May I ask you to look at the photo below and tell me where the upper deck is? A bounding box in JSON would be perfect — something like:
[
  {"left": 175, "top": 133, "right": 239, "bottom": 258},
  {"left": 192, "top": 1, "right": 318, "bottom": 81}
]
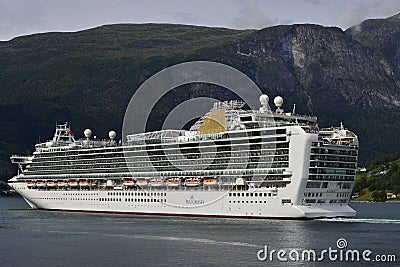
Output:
[{"left": 16, "top": 94, "right": 356, "bottom": 157}]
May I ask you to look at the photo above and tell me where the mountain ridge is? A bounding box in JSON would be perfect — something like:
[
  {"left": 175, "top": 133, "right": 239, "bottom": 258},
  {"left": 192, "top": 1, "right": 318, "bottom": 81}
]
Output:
[{"left": 1, "top": 16, "right": 400, "bottom": 180}]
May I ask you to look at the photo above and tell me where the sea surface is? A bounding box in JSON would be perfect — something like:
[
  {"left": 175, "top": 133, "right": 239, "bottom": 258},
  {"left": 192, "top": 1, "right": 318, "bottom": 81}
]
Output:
[{"left": 0, "top": 197, "right": 399, "bottom": 267}]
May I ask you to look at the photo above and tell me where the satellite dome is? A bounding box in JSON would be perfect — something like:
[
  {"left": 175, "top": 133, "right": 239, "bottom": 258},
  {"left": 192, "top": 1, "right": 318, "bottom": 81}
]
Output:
[
  {"left": 109, "top": 130, "right": 117, "bottom": 140},
  {"left": 259, "top": 94, "right": 269, "bottom": 105},
  {"left": 84, "top": 129, "right": 92, "bottom": 138},
  {"left": 274, "top": 96, "right": 283, "bottom": 108}
]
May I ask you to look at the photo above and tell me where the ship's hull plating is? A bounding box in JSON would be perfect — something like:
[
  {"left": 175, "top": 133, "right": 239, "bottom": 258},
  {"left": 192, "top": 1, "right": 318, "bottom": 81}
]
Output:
[{"left": 9, "top": 182, "right": 356, "bottom": 219}]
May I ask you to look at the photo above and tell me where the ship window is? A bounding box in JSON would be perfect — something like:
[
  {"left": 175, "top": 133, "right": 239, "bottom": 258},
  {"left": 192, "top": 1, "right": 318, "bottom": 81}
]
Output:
[
  {"left": 306, "top": 182, "right": 321, "bottom": 188},
  {"left": 240, "top": 116, "right": 252, "bottom": 122}
]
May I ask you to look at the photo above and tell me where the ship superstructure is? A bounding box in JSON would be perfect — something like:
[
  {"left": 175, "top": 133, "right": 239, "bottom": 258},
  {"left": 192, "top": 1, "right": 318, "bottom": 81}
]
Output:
[{"left": 8, "top": 95, "right": 358, "bottom": 218}]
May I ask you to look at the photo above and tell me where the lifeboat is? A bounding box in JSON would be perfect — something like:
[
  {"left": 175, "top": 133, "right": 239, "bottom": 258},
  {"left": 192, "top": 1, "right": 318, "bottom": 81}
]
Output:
[
  {"left": 68, "top": 179, "right": 79, "bottom": 187},
  {"left": 26, "top": 180, "right": 34, "bottom": 188},
  {"left": 47, "top": 180, "right": 57, "bottom": 187},
  {"left": 167, "top": 178, "right": 180, "bottom": 187},
  {"left": 57, "top": 180, "right": 67, "bottom": 187},
  {"left": 184, "top": 178, "right": 201, "bottom": 187},
  {"left": 136, "top": 178, "right": 148, "bottom": 187},
  {"left": 203, "top": 177, "right": 218, "bottom": 186},
  {"left": 123, "top": 178, "right": 135, "bottom": 187},
  {"left": 36, "top": 180, "right": 46, "bottom": 187},
  {"left": 149, "top": 178, "right": 164, "bottom": 187},
  {"left": 80, "top": 179, "right": 89, "bottom": 187}
]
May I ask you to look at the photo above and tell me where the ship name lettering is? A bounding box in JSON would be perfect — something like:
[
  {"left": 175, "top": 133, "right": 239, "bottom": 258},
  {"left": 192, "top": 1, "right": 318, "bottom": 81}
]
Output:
[{"left": 185, "top": 199, "right": 205, "bottom": 205}]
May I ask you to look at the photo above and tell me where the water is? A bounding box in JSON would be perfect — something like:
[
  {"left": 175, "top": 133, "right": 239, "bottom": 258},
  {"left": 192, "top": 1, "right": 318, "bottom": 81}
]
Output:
[{"left": 0, "top": 197, "right": 399, "bottom": 267}]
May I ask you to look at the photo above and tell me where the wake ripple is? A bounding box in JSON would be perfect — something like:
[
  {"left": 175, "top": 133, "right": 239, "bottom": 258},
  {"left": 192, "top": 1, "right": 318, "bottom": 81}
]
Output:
[
  {"left": 22, "top": 228, "right": 259, "bottom": 248},
  {"left": 317, "top": 218, "right": 400, "bottom": 224}
]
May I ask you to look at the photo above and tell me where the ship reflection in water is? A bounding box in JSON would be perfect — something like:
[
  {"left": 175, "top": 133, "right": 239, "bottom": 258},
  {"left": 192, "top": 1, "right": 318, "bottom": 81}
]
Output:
[{"left": 0, "top": 198, "right": 398, "bottom": 267}]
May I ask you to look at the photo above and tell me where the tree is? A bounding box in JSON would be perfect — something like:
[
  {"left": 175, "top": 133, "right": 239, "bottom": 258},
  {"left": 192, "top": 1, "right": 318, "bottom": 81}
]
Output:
[{"left": 371, "top": 190, "right": 386, "bottom": 202}]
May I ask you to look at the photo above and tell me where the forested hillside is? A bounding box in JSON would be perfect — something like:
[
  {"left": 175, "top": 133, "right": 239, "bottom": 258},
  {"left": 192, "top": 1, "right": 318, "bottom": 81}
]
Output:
[{"left": 1, "top": 15, "right": 400, "bottom": 181}]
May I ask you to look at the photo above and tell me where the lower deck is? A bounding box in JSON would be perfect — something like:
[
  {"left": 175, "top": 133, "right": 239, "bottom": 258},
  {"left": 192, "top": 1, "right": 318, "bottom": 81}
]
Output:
[{"left": 10, "top": 181, "right": 356, "bottom": 219}]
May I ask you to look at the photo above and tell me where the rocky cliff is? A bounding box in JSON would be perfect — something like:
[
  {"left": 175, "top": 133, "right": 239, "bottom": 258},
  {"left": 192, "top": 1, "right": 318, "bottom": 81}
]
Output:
[{"left": 1, "top": 15, "right": 400, "bottom": 180}]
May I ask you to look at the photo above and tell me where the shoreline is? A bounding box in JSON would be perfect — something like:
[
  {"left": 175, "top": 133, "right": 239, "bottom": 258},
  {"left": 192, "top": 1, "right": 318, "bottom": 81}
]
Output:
[{"left": 350, "top": 200, "right": 400, "bottom": 203}]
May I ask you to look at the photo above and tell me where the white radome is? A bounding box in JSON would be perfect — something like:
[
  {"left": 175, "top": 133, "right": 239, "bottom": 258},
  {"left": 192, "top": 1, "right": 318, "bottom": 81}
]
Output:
[
  {"left": 84, "top": 129, "right": 92, "bottom": 138},
  {"left": 259, "top": 94, "right": 269, "bottom": 105},
  {"left": 274, "top": 96, "right": 283, "bottom": 108},
  {"left": 109, "top": 130, "right": 117, "bottom": 140}
]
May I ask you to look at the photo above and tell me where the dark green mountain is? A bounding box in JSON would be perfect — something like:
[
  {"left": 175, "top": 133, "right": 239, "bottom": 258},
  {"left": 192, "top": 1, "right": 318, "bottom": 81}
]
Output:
[{"left": 1, "top": 16, "right": 400, "bottom": 181}]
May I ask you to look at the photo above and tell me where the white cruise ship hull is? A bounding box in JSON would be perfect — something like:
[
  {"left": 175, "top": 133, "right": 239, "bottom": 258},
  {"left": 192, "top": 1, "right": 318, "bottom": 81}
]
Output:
[{"left": 10, "top": 181, "right": 356, "bottom": 219}]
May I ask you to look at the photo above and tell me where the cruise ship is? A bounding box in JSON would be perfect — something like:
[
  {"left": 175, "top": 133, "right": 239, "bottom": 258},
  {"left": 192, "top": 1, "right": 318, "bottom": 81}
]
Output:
[{"left": 8, "top": 95, "right": 359, "bottom": 219}]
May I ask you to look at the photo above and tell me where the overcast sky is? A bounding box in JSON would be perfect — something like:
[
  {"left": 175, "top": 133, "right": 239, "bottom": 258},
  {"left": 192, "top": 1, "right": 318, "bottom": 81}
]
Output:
[{"left": 1, "top": 0, "right": 400, "bottom": 41}]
